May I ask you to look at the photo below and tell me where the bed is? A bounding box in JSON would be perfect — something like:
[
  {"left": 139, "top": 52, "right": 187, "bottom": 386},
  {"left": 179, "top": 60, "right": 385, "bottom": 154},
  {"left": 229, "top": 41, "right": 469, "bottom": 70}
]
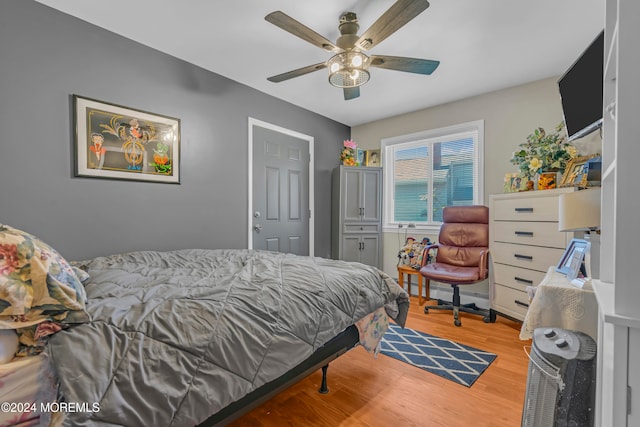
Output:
[{"left": 0, "top": 224, "right": 409, "bottom": 427}]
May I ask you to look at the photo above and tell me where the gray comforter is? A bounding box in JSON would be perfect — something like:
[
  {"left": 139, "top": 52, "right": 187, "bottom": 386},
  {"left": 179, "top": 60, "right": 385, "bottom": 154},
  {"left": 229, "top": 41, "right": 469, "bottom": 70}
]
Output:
[{"left": 47, "top": 249, "right": 409, "bottom": 426}]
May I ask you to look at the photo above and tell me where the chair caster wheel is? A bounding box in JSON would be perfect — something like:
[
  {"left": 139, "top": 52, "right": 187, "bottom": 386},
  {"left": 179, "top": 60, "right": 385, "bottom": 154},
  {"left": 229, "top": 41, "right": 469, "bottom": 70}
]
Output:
[
  {"left": 454, "top": 319, "right": 461, "bottom": 327},
  {"left": 424, "top": 306, "right": 429, "bottom": 314}
]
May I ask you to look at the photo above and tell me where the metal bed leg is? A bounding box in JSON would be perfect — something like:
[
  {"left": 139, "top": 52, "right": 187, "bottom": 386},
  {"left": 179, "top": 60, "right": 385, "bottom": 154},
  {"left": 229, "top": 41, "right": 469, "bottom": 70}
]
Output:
[{"left": 319, "top": 364, "right": 329, "bottom": 394}]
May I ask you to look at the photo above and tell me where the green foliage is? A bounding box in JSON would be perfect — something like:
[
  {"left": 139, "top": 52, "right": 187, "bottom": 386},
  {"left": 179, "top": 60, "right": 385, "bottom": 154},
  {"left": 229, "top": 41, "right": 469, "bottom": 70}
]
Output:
[{"left": 510, "top": 122, "right": 577, "bottom": 179}]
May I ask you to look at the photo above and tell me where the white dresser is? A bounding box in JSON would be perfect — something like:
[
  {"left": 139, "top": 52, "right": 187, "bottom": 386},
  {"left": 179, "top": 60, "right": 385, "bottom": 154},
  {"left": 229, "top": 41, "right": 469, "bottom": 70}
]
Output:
[{"left": 489, "top": 188, "right": 578, "bottom": 321}]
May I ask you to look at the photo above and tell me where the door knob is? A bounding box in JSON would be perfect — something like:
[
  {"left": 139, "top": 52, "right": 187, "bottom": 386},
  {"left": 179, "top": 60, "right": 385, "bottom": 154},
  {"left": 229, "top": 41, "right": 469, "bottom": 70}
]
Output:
[{"left": 254, "top": 224, "right": 263, "bottom": 232}]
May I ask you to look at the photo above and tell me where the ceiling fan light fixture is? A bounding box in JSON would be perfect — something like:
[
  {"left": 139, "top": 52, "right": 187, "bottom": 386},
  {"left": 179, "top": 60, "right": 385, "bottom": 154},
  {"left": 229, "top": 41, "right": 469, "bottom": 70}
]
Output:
[{"left": 328, "top": 52, "right": 370, "bottom": 88}]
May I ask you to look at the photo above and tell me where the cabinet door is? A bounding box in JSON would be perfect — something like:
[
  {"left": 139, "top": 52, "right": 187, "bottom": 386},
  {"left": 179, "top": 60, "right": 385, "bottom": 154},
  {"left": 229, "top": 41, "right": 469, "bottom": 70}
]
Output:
[
  {"left": 360, "top": 235, "right": 380, "bottom": 267},
  {"left": 361, "top": 169, "right": 381, "bottom": 222},
  {"left": 341, "top": 235, "right": 362, "bottom": 263},
  {"left": 342, "top": 169, "right": 363, "bottom": 222}
]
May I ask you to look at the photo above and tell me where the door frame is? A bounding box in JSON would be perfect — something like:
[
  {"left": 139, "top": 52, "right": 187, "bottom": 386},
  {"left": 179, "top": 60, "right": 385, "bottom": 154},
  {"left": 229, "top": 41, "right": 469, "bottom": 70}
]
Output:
[{"left": 247, "top": 117, "right": 315, "bottom": 256}]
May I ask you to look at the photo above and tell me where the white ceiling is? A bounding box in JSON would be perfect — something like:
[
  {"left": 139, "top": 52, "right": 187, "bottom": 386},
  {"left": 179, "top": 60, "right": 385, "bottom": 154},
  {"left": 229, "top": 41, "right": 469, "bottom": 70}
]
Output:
[{"left": 35, "top": 0, "right": 604, "bottom": 126}]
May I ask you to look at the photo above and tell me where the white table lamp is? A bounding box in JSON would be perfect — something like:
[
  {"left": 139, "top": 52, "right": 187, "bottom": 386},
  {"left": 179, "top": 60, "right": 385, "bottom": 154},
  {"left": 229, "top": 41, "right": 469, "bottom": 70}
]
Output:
[{"left": 559, "top": 188, "right": 601, "bottom": 279}]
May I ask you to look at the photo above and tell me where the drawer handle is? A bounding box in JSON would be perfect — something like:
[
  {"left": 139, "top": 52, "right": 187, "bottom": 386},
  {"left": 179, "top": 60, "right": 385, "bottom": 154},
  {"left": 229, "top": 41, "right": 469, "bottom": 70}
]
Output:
[
  {"left": 514, "top": 254, "right": 533, "bottom": 261},
  {"left": 514, "top": 276, "right": 534, "bottom": 285},
  {"left": 514, "top": 231, "right": 534, "bottom": 237},
  {"left": 514, "top": 207, "right": 534, "bottom": 213},
  {"left": 514, "top": 300, "right": 529, "bottom": 308}
]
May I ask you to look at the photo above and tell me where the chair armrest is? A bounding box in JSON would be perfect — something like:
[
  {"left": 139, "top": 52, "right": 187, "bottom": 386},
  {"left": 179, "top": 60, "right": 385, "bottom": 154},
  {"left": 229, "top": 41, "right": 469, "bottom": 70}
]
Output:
[
  {"left": 420, "top": 244, "right": 439, "bottom": 267},
  {"left": 478, "top": 249, "right": 490, "bottom": 279}
]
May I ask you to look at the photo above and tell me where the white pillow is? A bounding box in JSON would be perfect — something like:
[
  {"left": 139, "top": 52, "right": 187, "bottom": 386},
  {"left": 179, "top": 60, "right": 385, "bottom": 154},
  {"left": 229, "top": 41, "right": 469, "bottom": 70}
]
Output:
[{"left": 0, "top": 329, "right": 19, "bottom": 363}]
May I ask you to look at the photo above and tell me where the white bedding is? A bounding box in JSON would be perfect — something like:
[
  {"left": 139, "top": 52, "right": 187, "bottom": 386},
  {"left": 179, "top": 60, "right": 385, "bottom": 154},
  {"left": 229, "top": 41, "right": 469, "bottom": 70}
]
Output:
[{"left": 0, "top": 354, "right": 60, "bottom": 427}]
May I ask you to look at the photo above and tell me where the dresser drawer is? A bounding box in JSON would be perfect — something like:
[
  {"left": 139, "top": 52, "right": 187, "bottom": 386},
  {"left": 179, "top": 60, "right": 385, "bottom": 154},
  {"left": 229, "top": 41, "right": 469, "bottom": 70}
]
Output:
[
  {"left": 491, "top": 242, "right": 565, "bottom": 272},
  {"left": 491, "top": 284, "right": 530, "bottom": 321},
  {"left": 343, "top": 224, "right": 380, "bottom": 233},
  {"left": 493, "top": 195, "right": 560, "bottom": 222},
  {"left": 493, "top": 221, "right": 567, "bottom": 248},
  {"left": 493, "top": 263, "right": 547, "bottom": 292}
]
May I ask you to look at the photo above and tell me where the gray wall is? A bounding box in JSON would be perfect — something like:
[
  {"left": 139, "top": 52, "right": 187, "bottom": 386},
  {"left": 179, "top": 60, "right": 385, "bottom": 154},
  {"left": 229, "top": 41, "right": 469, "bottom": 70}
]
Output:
[{"left": 0, "top": 0, "right": 349, "bottom": 260}]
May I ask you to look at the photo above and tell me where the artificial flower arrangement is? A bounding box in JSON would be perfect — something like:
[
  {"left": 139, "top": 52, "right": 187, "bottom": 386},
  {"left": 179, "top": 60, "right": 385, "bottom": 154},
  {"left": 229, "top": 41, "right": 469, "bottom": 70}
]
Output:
[
  {"left": 340, "top": 139, "right": 358, "bottom": 166},
  {"left": 510, "top": 122, "right": 578, "bottom": 180}
]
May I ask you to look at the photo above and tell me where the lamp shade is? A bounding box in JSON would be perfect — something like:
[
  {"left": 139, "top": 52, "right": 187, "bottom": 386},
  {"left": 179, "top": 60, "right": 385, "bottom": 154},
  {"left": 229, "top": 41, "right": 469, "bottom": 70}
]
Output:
[
  {"left": 328, "top": 52, "right": 370, "bottom": 88},
  {"left": 558, "top": 188, "right": 601, "bottom": 231}
]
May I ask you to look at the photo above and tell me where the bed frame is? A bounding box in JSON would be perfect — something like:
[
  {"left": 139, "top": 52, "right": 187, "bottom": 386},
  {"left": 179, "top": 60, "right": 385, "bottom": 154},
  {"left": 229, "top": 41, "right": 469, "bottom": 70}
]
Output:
[{"left": 199, "top": 325, "right": 360, "bottom": 426}]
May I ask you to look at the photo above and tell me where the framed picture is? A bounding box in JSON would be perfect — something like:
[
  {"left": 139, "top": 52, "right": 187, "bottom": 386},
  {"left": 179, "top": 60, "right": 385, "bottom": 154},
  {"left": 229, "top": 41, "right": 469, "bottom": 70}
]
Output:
[
  {"left": 365, "top": 149, "right": 380, "bottom": 167},
  {"left": 556, "top": 238, "right": 590, "bottom": 280},
  {"left": 503, "top": 172, "right": 522, "bottom": 193},
  {"left": 537, "top": 171, "right": 558, "bottom": 190},
  {"left": 559, "top": 154, "right": 599, "bottom": 188},
  {"left": 356, "top": 148, "right": 366, "bottom": 166},
  {"left": 74, "top": 95, "right": 181, "bottom": 184}
]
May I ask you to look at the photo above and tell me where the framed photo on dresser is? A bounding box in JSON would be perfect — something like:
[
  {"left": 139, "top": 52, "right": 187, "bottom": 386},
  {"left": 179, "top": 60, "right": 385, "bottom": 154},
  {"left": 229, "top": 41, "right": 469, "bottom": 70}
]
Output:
[
  {"left": 559, "top": 154, "right": 599, "bottom": 188},
  {"left": 556, "top": 238, "right": 590, "bottom": 280}
]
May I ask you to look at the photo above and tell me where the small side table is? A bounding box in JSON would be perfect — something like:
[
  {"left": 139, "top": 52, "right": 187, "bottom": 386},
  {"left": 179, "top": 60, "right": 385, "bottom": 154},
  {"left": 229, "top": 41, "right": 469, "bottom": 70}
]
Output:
[
  {"left": 397, "top": 264, "right": 428, "bottom": 305},
  {"left": 520, "top": 266, "right": 598, "bottom": 341}
]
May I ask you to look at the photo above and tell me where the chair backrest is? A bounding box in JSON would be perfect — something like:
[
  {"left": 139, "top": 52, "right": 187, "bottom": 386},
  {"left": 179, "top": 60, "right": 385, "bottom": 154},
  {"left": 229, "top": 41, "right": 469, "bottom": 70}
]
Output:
[{"left": 436, "top": 205, "right": 489, "bottom": 268}]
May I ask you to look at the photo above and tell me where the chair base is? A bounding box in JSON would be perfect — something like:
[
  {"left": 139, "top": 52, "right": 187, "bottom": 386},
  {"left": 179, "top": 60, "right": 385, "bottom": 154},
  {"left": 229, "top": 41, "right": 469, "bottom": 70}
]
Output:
[{"left": 423, "top": 287, "right": 497, "bottom": 326}]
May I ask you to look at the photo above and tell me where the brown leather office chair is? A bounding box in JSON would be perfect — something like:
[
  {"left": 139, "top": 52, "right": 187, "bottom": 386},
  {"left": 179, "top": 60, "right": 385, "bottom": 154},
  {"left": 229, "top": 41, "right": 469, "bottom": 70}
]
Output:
[{"left": 419, "top": 205, "right": 496, "bottom": 326}]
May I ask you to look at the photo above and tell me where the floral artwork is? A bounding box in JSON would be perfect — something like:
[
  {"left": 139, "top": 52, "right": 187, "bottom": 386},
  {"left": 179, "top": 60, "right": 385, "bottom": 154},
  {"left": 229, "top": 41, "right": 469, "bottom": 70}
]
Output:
[
  {"left": 510, "top": 123, "right": 578, "bottom": 180},
  {"left": 340, "top": 139, "right": 358, "bottom": 166},
  {"left": 74, "top": 95, "right": 181, "bottom": 183}
]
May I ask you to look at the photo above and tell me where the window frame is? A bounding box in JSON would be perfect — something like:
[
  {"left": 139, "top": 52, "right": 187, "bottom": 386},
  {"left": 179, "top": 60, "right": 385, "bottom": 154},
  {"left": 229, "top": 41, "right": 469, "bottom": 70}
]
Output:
[{"left": 381, "top": 120, "right": 485, "bottom": 232}]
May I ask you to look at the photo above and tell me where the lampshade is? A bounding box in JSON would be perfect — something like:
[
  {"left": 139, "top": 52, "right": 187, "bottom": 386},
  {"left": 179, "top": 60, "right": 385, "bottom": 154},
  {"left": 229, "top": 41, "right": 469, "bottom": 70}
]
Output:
[
  {"left": 558, "top": 188, "right": 601, "bottom": 231},
  {"left": 328, "top": 52, "right": 370, "bottom": 88}
]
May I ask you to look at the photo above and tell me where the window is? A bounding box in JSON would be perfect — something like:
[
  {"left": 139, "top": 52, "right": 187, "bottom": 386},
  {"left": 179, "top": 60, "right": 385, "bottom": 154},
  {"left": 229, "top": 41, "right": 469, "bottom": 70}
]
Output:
[{"left": 382, "top": 120, "right": 484, "bottom": 231}]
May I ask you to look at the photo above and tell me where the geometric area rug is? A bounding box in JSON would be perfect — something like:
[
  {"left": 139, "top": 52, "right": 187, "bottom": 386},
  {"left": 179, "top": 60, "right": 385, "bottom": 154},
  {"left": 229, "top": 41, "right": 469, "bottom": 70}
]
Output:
[{"left": 380, "top": 324, "right": 497, "bottom": 387}]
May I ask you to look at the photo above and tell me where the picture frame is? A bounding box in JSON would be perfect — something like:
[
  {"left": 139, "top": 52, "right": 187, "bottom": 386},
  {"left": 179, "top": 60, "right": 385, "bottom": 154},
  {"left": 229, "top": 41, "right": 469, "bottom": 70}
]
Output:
[
  {"left": 556, "top": 238, "right": 590, "bottom": 280},
  {"left": 537, "top": 171, "right": 559, "bottom": 190},
  {"left": 74, "top": 95, "right": 181, "bottom": 184},
  {"left": 365, "top": 149, "right": 380, "bottom": 167},
  {"left": 559, "top": 154, "right": 599, "bottom": 188},
  {"left": 356, "top": 148, "right": 366, "bottom": 166},
  {"left": 503, "top": 172, "right": 523, "bottom": 193}
]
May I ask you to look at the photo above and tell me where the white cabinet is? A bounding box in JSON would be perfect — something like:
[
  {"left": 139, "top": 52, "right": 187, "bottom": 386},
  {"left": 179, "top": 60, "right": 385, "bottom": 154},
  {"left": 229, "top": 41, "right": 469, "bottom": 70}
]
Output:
[
  {"left": 489, "top": 188, "right": 577, "bottom": 321},
  {"left": 593, "top": 1, "right": 640, "bottom": 425},
  {"left": 331, "top": 166, "right": 382, "bottom": 268}
]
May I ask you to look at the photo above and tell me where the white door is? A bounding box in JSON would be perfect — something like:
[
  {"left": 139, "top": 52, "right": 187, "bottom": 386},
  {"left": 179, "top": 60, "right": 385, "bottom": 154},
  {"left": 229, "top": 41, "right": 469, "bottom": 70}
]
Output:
[{"left": 248, "top": 118, "right": 314, "bottom": 256}]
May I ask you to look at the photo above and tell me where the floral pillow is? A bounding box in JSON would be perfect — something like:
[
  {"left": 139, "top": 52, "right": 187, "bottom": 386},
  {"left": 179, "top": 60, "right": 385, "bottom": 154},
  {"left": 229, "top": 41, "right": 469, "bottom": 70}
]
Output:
[{"left": 0, "top": 224, "right": 90, "bottom": 356}]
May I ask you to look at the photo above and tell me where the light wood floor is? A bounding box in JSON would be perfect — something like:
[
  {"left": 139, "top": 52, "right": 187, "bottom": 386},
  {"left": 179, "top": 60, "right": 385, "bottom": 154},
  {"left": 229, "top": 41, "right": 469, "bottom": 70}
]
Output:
[{"left": 230, "top": 297, "right": 532, "bottom": 427}]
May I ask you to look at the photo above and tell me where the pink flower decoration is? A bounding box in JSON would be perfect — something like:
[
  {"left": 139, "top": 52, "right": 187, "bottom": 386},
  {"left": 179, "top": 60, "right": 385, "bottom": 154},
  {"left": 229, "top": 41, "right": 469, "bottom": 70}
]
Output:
[
  {"left": 34, "top": 322, "right": 63, "bottom": 340},
  {"left": 0, "top": 243, "right": 20, "bottom": 275},
  {"left": 343, "top": 139, "right": 357, "bottom": 149}
]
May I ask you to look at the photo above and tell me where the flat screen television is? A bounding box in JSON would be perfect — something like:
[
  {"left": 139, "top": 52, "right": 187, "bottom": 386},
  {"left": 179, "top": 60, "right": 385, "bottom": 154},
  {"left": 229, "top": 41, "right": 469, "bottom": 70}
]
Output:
[{"left": 558, "top": 30, "right": 604, "bottom": 141}]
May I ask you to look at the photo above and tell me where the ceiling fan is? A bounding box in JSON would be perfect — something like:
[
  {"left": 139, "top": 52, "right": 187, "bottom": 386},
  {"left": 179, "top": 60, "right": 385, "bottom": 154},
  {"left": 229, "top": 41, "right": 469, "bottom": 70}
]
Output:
[{"left": 265, "top": 0, "right": 440, "bottom": 100}]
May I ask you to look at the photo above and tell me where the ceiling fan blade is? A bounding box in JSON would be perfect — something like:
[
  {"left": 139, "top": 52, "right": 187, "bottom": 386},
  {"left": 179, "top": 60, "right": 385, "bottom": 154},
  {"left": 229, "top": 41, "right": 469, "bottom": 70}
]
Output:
[
  {"left": 266, "top": 11, "right": 340, "bottom": 52},
  {"left": 370, "top": 55, "right": 439, "bottom": 74},
  {"left": 356, "top": 0, "right": 430, "bottom": 51},
  {"left": 343, "top": 87, "right": 360, "bottom": 100},
  {"left": 267, "top": 62, "right": 327, "bottom": 83}
]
